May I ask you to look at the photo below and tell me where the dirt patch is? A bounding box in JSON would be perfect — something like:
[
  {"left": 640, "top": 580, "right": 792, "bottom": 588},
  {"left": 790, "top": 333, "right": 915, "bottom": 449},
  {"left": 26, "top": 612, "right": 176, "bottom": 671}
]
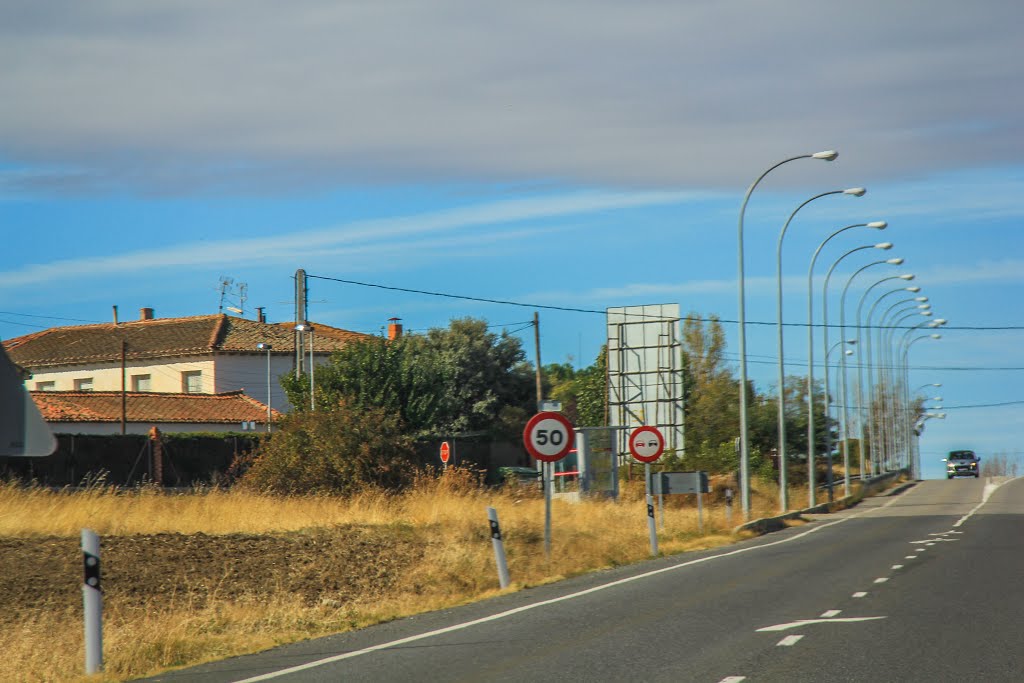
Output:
[{"left": 0, "top": 526, "right": 425, "bottom": 621}]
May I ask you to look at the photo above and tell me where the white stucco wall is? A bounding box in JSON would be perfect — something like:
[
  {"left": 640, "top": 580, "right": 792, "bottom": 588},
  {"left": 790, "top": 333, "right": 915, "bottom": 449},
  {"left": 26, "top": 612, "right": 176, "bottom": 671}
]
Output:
[{"left": 51, "top": 422, "right": 262, "bottom": 436}]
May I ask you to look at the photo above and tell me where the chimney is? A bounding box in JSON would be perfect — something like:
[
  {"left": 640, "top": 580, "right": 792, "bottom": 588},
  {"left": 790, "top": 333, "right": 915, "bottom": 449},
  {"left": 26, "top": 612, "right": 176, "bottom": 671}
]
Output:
[
  {"left": 256, "top": 307, "right": 266, "bottom": 324},
  {"left": 140, "top": 307, "right": 154, "bottom": 321},
  {"left": 112, "top": 305, "right": 119, "bottom": 324},
  {"left": 387, "top": 317, "right": 403, "bottom": 340}
]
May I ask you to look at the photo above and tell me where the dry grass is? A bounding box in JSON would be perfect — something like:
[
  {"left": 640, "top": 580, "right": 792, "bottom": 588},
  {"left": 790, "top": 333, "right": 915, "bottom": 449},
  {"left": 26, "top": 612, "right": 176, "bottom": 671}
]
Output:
[{"left": 1, "top": 471, "right": 793, "bottom": 681}]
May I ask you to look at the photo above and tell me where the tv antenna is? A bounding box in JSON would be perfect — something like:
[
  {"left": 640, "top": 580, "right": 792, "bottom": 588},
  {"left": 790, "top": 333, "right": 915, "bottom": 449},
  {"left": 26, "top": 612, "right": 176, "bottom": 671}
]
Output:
[{"left": 218, "top": 276, "right": 248, "bottom": 316}]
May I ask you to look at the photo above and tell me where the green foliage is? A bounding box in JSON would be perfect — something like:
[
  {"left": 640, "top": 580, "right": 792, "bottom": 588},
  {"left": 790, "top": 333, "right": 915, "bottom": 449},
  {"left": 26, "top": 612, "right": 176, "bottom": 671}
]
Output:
[
  {"left": 240, "top": 402, "right": 418, "bottom": 495},
  {"left": 283, "top": 317, "right": 534, "bottom": 439},
  {"left": 541, "top": 347, "right": 607, "bottom": 427}
]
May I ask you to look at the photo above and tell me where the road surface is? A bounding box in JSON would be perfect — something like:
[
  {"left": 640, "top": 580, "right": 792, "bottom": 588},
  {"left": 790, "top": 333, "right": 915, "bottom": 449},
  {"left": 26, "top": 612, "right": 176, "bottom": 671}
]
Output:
[{"left": 147, "top": 477, "right": 1023, "bottom": 682}]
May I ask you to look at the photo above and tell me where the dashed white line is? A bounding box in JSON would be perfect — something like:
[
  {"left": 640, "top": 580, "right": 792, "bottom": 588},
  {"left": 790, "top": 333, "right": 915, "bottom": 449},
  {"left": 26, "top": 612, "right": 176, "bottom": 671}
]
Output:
[
  {"left": 778, "top": 635, "right": 804, "bottom": 647},
  {"left": 758, "top": 616, "right": 885, "bottom": 632},
  {"left": 853, "top": 592, "right": 868, "bottom": 598},
  {"left": 718, "top": 677, "right": 747, "bottom": 683},
  {"left": 905, "top": 555, "right": 917, "bottom": 559},
  {"left": 874, "top": 577, "right": 889, "bottom": 584},
  {"left": 821, "top": 610, "right": 841, "bottom": 618},
  {"left": 892, "top": 564, "right": 904, "bottom": 570},
  {"left": 916, "top": 548, "right": 926, "bottom": 552}
]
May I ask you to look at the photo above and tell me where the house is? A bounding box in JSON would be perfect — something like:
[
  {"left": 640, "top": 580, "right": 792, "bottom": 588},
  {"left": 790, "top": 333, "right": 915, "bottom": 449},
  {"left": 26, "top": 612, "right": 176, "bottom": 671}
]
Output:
[
  {"left": 30, "top": 390, "right": 281, "bottom": 435},
  {"left": 4, "top": 308, "right": 372, "bottom": 413}
]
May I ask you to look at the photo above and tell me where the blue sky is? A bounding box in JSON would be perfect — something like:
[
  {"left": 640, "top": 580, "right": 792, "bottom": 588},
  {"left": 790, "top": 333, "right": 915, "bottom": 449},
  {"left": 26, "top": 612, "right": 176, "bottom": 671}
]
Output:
[{"left": 2, "top": 1, "right": 1022, "bottom": 479}]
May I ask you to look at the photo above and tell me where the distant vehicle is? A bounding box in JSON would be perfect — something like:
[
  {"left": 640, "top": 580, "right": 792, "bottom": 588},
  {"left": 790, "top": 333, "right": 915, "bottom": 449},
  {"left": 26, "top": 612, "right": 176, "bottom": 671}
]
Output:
[{"left": 945, "top": 450, "right": 980, "bottom": 479}]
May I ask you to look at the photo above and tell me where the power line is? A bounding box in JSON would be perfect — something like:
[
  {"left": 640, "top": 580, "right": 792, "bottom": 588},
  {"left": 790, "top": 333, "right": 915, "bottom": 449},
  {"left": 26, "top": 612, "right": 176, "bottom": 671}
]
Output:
[{"left": 306, "top": 273, "right": 1024, "bottom": 331}]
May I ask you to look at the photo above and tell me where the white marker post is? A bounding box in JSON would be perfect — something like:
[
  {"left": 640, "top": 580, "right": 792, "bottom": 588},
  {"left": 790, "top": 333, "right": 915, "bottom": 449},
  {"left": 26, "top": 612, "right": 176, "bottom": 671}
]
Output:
[
  {"left": 522, "top": 411, "right": 575, "bottom": 561},
  {"left": 81, "top": 528, "right": 103, "bottom": 675},
  {"left": 645, "top": 464, "right": 658, "bottom": 556},
  {"left": 487, "top": 507, "right": 511, "bottom": 589}
]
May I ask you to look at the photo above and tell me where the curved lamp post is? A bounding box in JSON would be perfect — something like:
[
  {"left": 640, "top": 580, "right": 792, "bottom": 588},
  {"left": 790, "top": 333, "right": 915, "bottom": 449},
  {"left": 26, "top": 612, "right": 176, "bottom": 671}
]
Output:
[
  {"left": 883, "top": 310, "right": 936, "bottom": 465},
  {"left": 902, "top": 331, "right": 943, "bottom": 478},
  {"left": 805, "top": 220, "right": 885, "bottom": 507},
  {"left": 824, "top": 338, "right": 856, "bottom": 500},
  {"left": 775, "top": 188, "right": 865, "bottom": 512},
  {"left": 737, "top": 150, "right": 837, "bottom": 520},
  {"left": 855, "top": 274, "right": 916, "bottom": 474},
  {"left": 823, "top": 243, "right": 892, "bottom": 494}
]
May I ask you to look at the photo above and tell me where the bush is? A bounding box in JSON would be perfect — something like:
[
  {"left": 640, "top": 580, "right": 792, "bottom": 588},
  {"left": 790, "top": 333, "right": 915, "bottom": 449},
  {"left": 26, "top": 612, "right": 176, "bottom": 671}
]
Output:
[{"left": 239, "top": 402, "right": 420, "bottom": 495}]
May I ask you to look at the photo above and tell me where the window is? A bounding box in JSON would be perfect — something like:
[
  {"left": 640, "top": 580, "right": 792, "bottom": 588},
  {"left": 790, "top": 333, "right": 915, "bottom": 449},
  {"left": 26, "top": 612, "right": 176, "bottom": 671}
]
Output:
[
  {"left": 182, "top": 370, "right": 202, "bottom": 394},
  {"left": 35, "top": 381, "right": 56, "bottom": 391},
  {"left": 74, "top": 378, "right": 94, "bottom": 392},
  {"left": 131, "top": 374, "right": 152, "bottom": 392}
]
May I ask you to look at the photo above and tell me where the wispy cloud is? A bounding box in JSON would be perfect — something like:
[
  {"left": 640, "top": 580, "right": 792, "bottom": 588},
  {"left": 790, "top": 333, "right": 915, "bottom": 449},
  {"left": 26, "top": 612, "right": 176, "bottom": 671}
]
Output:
[{"left": 0, "top": 190, "right": 702, "bottom": 289}]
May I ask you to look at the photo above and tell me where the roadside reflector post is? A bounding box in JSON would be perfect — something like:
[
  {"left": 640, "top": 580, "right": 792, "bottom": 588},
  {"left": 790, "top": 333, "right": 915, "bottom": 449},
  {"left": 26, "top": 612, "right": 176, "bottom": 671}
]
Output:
[
  {"left": 645, "top": 463, "right": 658, "bottom": 556},
  {"left": 487, "top": 507, "right": 511, "bottom": 589},
  {"left": 725, "top": 487, "right": 734, "bottom": 527},
  {"left": 697, "top": 488, "right": 704, "bottom": 535},
  {"left": 81, "top": 528, "right": 103, "bottom": 675}
]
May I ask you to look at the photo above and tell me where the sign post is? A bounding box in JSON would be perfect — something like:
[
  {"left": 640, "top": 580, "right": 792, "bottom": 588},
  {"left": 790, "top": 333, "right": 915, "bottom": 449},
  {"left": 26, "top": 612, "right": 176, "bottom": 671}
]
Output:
[
  {"left": 440, "top": 441, "right": 451, "bottom": 470},
  {"left": 629, "top": 426, "right": 665, "bottom": 556},
  {"left": 523, "top": 411, "right": 575, "bottom": 559}
]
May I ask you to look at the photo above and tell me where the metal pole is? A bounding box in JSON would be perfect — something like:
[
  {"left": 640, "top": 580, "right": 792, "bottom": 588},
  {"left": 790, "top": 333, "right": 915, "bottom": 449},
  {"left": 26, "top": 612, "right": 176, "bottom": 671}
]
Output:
[
  {"left": 736, "top": 151, "right": 835, "bottom": 520},
  {"left": 697, "top": 490, "right": 704, "bottom": 535},
  {"left": 265, "top": 348, "right": 272, "bottom": 432},
  {"left": 544, "top": 461, "right": 552, "bottom": 559},
  {"left": 487, "top": 507, "right": 511, "bottom": 589},
  {"left": 82, "top": 529, "right": 103, "bottom": 675},
  {"left": 645, "top": 462, "right": 658, "bottom": 556},
  {"left": 309, "top": 330, "right": 315, "bottom": 411}
]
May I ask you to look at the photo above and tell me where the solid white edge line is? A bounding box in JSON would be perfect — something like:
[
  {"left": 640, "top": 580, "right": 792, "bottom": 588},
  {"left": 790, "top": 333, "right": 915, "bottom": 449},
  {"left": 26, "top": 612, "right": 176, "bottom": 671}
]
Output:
[
  {"left": 778, "top": 635, "right": 804, "bottom": 646},
  {"left": 233, "top": 489, "right": 909, "bottom": 682}
]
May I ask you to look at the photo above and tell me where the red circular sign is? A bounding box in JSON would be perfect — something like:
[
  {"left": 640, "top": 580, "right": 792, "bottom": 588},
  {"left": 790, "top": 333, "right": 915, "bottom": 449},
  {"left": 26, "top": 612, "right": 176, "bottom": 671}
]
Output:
[
  {"left": 523, "top": 411, "right": 575, "bottom": 463},
  {"left": 629, "top": 426, "right": 665, "bottom": 463},
  {"left": 440, "top": 441, "right": 451, "bottom": 463}
]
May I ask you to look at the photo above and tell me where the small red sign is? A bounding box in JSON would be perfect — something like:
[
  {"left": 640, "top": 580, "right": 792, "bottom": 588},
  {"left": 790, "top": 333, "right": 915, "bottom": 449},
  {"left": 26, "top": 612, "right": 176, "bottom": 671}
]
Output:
[
  {"left": 629, "top": 426, "right": 665, "bottom": 463},
  {"left": 440, "top": 441, "right": 451, "bottom": 464}
]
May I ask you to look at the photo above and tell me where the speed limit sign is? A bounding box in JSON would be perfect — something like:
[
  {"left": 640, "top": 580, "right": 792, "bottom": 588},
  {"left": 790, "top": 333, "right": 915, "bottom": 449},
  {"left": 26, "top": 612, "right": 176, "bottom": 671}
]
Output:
[
  {"left": 629, "top": 425, "right": 665, "bottom": 463},
  {"left": 523, "top": 411, "right": 575, "bottom": 463}
]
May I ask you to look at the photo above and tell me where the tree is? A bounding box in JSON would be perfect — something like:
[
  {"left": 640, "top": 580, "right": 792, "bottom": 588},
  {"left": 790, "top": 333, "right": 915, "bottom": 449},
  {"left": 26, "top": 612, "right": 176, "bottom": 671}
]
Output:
[
  {"left": 540, "top": 347, "right": 607, "bottom": 428},
  {"left": 680, "top": 313, "right": 739, "bottom": 450},
  {"left": 283, "top": 317, "right": 535, "bottom": 438}
]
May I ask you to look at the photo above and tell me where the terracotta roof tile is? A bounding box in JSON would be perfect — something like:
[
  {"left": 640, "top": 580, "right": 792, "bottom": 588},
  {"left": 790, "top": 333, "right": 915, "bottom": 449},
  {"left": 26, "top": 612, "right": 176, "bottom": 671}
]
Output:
[
  {"left": 4, "top": 314, "right": 372, "bottom": 368},
  {"left": 31, "top": 390, "right": 281, "bottom": 425}
]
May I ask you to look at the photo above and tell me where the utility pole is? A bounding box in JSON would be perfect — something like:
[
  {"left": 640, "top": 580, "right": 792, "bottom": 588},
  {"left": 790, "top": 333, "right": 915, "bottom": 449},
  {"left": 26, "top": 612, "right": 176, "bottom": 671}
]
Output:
[
  {"left": 120, "top": 340, "right": 127, "bottom": 435},
  {"left": 533, "top": 312, "right": 542, "bottom": 407}
]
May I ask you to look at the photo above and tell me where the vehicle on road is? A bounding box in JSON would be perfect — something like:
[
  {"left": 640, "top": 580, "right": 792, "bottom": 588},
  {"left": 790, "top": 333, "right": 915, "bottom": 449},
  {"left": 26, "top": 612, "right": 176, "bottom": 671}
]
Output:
[{"left": 945, "top": 450, "right": 980, "bottom": 479}]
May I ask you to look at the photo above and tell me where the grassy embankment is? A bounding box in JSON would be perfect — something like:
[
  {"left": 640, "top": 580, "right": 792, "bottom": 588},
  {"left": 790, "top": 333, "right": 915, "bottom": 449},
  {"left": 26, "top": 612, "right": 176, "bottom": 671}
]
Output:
[{"left": 2, "top": 472, "right": 800, "bottom": 682}]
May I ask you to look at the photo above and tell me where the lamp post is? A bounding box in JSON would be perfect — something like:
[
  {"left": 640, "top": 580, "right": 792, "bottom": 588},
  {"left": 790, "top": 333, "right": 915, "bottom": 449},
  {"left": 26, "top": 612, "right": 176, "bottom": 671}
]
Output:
[
  {"left": 823, "top": 243, "right": 893, "bottom": 494},
  {"left": 774, "top": 189, "right": 865, "bottom": 512},
  {"left": 824, "top": 338, "right": 856, "bottom": 500},
  {"left": 737, "top": 149, "right": 838, "bottom": 520},
  {"left": 879, "top": 302, "right": 931, "bottom": 466},
  {"left": 855, "top": 274, "right": 916, "bottom": 474},
  {"left": 883, "top": 310, "right": 935, "bottom": 467},
  {"left": 902, "top": 331, "right": 943, "bottom": 479},
  {"left": 256, "top": 343, "right": 273, "bottom": 432},
  {"left": 806, "top": 221, "right": 886, "bottom": 507},
  {"left": 866, "top": 289, "right": 925, "bottom": 468},
  {"left": 294, "top": 323, "right": 316, "bottom": 410},
  {"left": 840, "top": 259, "right": 907, "bottom": 479}
]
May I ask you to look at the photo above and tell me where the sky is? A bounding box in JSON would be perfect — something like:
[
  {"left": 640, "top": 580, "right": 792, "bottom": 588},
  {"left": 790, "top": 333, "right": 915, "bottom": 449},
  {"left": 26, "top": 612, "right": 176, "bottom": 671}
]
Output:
[{"left": 2, "top": 1, "right": 1022, "bottom": 480}]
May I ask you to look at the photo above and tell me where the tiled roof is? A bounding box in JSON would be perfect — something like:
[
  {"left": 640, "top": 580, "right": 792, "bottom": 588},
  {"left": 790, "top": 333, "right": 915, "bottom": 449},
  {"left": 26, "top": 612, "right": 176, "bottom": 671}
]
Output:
[
  {"left": 31, "top": 390, "right": 281, "bottom": 425},
  {"left": 4, "top": 314, "right": 370, "bottom": 368}
]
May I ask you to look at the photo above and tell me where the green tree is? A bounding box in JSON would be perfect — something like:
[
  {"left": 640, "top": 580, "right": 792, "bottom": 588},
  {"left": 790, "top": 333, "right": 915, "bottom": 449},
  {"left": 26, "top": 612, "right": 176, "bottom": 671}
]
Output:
[{"left": 680, "top": 313, "right": 739, "bottom": 449}]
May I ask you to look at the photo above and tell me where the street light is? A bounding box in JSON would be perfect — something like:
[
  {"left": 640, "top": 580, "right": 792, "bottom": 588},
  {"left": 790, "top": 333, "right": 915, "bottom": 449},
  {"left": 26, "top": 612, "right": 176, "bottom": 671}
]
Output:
[
  {"left": 775, "top": 188, "right": 867, "bottom": 512},
  {"left": 903, "top": 331, "right": 943, "bottom": 478},
  {"left": 841, "top": 259, "right": 909, "bottom": 479},
  {"left": 823, "top": 338, "right": 856, "bottom": 500},
  {"left": 736, "top": 149, "right": 837, "bottom": 520},
  {"left": 256, "top": 343, "right": 273, "bottom": 432},
  {"left": 805, "top": 221, "right": 886, "bottom": 507},
  {"left": 294, "top": 323, "right": 316, "bottom": 410},
  {"left": 883, "top": 309, "right": 936, "bottom": 466},
  {"left": 823, "top": 243, "right": 892, "bottom": 494}
]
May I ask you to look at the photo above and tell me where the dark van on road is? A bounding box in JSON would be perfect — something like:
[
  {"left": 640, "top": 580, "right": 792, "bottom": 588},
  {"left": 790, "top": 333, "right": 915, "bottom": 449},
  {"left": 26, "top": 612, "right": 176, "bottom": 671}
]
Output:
[{"left": 946, "top": 450, "right": 980, "bottom": 479}]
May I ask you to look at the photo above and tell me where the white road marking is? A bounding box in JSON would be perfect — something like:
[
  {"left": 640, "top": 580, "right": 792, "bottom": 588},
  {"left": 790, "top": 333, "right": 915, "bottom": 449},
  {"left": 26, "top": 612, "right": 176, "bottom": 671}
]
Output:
[
  {"left": 718, "top": 677, "right": 747, "bottom": 682},
  {"left": 853, "top": 592, "right": 868, "bottom": 598},
  {"left": 778, "top": 635, "right": 804, "bottom": 646},
  {"left": 874, "top": 577, "right": 889, "bottom": 584},
  {"left": 821, "top": 610, "right": 841, "bottom": 618},
  {"left": 230, "top": 484, "right": 912, "bottom": 682},
  {"left": 916, "top": 548, "right": 926, "bottom": 552},
  {"left": 758, "top": 616, "right": 886, "bottom": 632},
  {"left": 905, "top": 555, "right": 917, "bottom": 559},
  {"left": 892, "top": 565, "right": 904, "bottom": 570},
  {"left": 954, "top": 479, "right": 1008, "bottom": 527}
]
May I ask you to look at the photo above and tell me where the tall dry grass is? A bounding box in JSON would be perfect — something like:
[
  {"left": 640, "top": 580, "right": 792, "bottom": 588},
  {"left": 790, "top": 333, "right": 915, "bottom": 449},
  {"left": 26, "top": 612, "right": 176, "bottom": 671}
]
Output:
[{"left": 1, "top": 472, "right": 794, "bottom": 682}]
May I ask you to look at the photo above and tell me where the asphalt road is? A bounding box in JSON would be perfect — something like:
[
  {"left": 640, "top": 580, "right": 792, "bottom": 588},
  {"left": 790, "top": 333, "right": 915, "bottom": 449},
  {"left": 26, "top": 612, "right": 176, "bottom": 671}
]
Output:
[{"left": 147, "top": 477, "right": 1023, "bottom": 682}]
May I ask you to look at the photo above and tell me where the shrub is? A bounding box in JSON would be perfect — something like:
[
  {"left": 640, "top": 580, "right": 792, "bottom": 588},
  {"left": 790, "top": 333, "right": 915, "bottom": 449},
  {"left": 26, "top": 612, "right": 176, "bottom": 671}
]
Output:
[{"left": 240, "top": 402, "right": 420, "bottom": 495}]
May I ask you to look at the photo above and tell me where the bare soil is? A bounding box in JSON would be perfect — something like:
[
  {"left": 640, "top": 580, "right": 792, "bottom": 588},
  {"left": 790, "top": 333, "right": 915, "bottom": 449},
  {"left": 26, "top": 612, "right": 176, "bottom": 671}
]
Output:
[{"left": 0, "top": 526, "right": 426, "bottom": 621}]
